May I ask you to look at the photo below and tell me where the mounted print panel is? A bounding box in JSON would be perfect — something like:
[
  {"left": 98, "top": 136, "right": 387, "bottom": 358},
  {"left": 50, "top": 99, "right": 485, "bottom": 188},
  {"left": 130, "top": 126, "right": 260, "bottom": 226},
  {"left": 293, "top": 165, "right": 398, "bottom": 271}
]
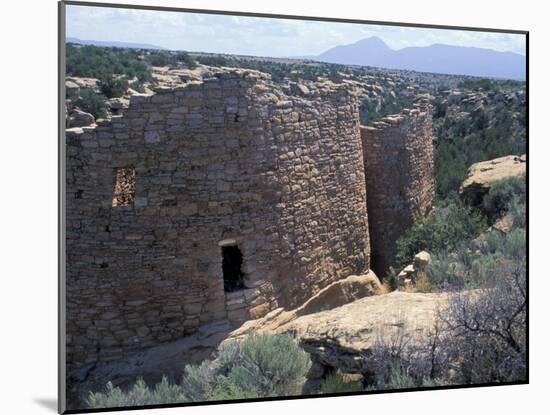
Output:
[{"left": 59, "top": 1, "right": 528, "bottom": 413}]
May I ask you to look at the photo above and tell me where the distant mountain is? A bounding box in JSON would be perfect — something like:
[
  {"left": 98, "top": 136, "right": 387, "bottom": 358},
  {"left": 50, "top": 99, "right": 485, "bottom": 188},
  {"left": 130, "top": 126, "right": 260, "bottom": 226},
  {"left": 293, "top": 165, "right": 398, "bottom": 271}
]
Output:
[
  {"left": 66, "top": 37, "right": 165, "bottom": 50},
  {"left": 316, "top": 37, "right": 525, "bottom": 80}
]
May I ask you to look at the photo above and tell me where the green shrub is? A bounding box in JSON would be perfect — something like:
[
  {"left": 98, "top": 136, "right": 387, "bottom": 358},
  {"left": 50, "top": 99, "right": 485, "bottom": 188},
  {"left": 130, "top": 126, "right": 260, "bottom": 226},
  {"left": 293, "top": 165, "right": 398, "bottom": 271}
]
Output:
[
  {"left": 385, "top": 363, "right": 417, "bottom": 389},
  {"left": 210, "top": 371, "right": 261, "bottom": 400},
  {"left": 508, "top": 196, "right": 526, "bottom": 228},
  {"left": 485, "top": 228, "right": 526, "bottom": 259},
  {"left": 196, "top": 55, "right": 229, "bottom": 66},
  {"left": 433, "top": 87, "right": 526, "bottom": 200},
  {"left": 87, "top": 377, "right": 185, "bottom": 408},
  {"left": 468, "top": 254, "right": 501, "bottom": 286},
  {"left": 99, "top": 76, "right": 128, "bottom": 98},
  {"left": 318, "top": 371, "right": 363, "bottom": 394},
  {"left": 394, "top": 195, "right": 485, "bottom": 270},
  {"left": 75, "top": 90, "right": 107, "bottom": 119},
  {"left": 145, "top": 52, "right": 169, "bottom": 66},
  {"left": 457, "top": 78, "right": 495, "bottom": 91},
  {"left": 128, "top": 80, "right": 145, "bottom": 93},
  {"left": 385, "top": 267, "right": 400, "bottom": 291},
  {"left": 434, "top": 138, "right": 526, "bottom": 201},
  {"left": 177, "top": 52, "right": 197, "bottom": 69},
  {"left": 482, "top": 176, "right": 526, "bottom": 221},
  {"left": 223, "top": 333, "right": 311, "bottom": 397},
  {"left": 66, "top": 44, "right": 153, "bottom": 83},
  {"left": 426, "top": 173, "right": 525, "bottom": 289},
  {"left": 421, "top": 377, "right": 445, "bottom": 387},
  {"left": 429, "top": 224, "right": 525, "bottom": 289},
  {"left": 364, "top": 361, "right": 419, "bottom": 391},
  {"left": 428, "top": 250, "right": 469, "bottom": 287},
  {"left": 182, "top": 333, "right": 310, "bottom": 401},
  {"left": 359, "top": 94, "right": 414, "bottom": 125},
  {"left": 142, "top": 51, "right": 196, "bottom": 68},
  {"left": 87, "top": 333, "right": 310, "bottom": 408},
  {"left": 179, "top": 361, "right": 215, "bottom": 402}
]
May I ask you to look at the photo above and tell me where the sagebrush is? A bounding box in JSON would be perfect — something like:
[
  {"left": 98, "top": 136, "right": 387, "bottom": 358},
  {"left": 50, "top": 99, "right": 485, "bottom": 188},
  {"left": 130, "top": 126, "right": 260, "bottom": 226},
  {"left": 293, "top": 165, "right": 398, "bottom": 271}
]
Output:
[{"left": 87, "top": 333, "right": 310, "bottom": 408}]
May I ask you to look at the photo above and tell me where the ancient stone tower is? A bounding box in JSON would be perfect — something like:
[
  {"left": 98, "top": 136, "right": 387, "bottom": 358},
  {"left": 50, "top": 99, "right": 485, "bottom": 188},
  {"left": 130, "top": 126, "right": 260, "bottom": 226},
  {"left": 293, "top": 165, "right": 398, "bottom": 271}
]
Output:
[
  {"left": 65, "top": 69, "right": 371, "bottom": 368},
  {"left": 360, "top": 95, "right": 434, "bottom": 277}
]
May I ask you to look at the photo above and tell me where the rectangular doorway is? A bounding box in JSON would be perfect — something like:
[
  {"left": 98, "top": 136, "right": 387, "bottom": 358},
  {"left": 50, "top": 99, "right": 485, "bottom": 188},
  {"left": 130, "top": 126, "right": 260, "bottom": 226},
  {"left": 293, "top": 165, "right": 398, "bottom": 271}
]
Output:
[{"left": 222, "top": 245, "right": 245, "bottom": 292}]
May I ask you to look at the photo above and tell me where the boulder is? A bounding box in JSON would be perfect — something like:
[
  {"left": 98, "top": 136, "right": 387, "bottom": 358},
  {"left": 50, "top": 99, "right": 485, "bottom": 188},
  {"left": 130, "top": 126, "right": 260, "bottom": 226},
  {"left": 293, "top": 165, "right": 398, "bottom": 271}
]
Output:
[
  {"left": 108, "top": 97, "right": 129, "bottom": 115},
  {"left": 65, "top": 80, "right": 80, "bottom": 99},
  {"left": 67, "top": 109, "right": 95, "bottom": 128},
  {"left": 108, "top": 97, "right": 127, "bottom": 110},
  {"left": 397, "top": 264, "right": 415, "bottom": 285},
  {"left": 296, "top": 83, "right": 310, "bottom": 95},
  {"left": 492, "top": 214, "right": 515, "bottom": 234},
  {"left": 291, "top": 291, "right": 449, "bottom": 375},
  {"left": 226, "top": 271, "right": 382, "bottom": 339},
  {"left": 413, "top": 251, "right": 431, "bottom": 269},
  {"left": 459, "top": 154, "right": 526, "bottom": 208},
  {"left": 297, "top": 271, "right": 382, "bottom": 315},
  {"left": 397, "top": 251, "right": 431, "bottom": 285},
  {"left": 227, "top": 290, "right": 451, "bottom": 383},
  {"left": 66, "top": 76, "right": 99, "bottom": 91}
]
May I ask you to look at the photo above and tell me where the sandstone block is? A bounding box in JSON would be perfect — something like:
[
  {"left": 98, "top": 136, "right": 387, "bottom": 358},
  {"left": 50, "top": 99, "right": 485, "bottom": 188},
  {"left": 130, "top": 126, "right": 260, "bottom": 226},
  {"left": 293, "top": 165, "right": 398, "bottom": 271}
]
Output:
[{"left": 144, "top": 130, "right": 161, "bottom": 144}]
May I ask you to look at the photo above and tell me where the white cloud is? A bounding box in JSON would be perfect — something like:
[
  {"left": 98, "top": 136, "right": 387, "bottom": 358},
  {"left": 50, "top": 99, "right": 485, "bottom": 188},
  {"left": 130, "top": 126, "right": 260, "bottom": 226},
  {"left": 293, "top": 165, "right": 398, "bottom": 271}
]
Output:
[{"left": 66, "top": 5, "right": 526, "bottom": 56}]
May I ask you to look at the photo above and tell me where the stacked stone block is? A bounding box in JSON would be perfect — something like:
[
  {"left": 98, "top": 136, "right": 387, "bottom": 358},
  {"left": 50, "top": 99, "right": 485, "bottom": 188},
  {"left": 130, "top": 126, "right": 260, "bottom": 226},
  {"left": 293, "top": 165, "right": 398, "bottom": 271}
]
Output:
[
  {"left": 360, "top": 95, "right": 434, "bottom": 277},
  {"left": 65, "top": 69, "right": 370, "bottom": 369}
]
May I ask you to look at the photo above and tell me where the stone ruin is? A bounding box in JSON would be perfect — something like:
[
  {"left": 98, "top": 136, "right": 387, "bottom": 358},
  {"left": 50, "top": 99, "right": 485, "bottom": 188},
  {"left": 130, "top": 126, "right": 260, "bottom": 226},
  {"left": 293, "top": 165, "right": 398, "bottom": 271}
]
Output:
[
  {"left": 66, "top": 69, "right": 371, "bottom": 368},
  {"left": 65, "top": 68, "right": 433, "bottom": 370},
  {"left": 360, "top": 95, "right": 434, "bottom": 276}
]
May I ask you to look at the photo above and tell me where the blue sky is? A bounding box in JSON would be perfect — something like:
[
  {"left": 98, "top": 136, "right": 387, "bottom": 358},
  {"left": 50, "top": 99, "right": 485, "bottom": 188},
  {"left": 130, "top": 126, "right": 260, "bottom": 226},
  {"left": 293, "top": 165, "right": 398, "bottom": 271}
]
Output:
[{"left": 66, "top": 5, "right": 526, "bottom": 57}]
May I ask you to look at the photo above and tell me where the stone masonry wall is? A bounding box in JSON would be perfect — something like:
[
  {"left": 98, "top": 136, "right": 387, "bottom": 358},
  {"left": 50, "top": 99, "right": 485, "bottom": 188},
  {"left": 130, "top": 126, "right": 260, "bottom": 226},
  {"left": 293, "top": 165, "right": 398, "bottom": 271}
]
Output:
[
  {"left": 66, "top": 69, "right": 370, "bottom": 369},
  {"left": 360, "top": 95, "right": 434, "bottom": 277}
]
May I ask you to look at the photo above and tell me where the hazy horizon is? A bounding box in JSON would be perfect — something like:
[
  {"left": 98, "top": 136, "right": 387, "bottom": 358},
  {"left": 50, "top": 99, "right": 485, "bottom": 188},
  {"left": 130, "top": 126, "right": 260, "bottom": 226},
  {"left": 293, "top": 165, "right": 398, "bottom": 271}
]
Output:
[{"left": 66, "top": 5, "right": 526, "bottom": 58}]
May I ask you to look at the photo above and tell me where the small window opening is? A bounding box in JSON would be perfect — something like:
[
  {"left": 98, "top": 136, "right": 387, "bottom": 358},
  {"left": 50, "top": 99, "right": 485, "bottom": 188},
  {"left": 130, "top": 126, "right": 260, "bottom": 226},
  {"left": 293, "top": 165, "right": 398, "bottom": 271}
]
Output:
[
  {"left": 222, "top": 245, "right": 245, "bottom": 292},
  {"left": 75, "top": 189, "right": 83, "bottom": 199},
  {"left": 112, "top": 167, "right": 135, "bottom": 207},
  {"left": 234, "top": 114, "right": 240, "bottom": 123}
]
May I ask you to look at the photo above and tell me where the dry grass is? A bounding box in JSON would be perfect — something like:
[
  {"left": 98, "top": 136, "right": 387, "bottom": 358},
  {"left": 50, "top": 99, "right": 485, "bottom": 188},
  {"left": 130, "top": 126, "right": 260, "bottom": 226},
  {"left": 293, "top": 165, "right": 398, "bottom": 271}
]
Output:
[
  {"left": 377, "top": 282, "right": 391, "bottom": 295},
  {"left": 415, "top": 273, "right": 433, "bottom": 293},
  {"left": 402, "top": 272, "right": 433, "bottom": 294}
]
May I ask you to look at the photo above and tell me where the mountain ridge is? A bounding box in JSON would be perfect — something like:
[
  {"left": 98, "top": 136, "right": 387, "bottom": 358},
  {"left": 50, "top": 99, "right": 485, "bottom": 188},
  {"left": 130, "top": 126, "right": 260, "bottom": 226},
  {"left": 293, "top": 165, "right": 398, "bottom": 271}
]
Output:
[
  {"left": 66, "top": 37, "right": 165, "bottom": 50},
  {"left": 316, "top": 36, "right": 525, "bottom": 80}
]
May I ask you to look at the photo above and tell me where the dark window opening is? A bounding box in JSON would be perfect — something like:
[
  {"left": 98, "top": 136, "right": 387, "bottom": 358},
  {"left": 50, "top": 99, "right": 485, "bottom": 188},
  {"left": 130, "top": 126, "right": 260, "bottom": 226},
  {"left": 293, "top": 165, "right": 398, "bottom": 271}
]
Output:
[
  {"left": 112, "top": 167, "right": 135, "bottom": 207},
  {"left": 161, "top": 197, "right": 177, "bottom": 207},
  {"left": 234, "top": 114, "right": 240, "bottom": 123},
  {"left": 222, "top": 245, "right": 245, "bottom": 292},
  {"left": 75, "top": 189, "right": 83, "bottom": 199}
]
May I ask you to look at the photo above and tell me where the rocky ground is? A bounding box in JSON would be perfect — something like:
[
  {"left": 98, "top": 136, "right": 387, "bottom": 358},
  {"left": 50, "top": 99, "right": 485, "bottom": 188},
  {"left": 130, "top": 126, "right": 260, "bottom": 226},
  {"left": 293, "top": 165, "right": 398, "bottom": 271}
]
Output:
[
  {"left": 225, "top": 288, "right": 453, "bottom": 392},
  {"left": 70, "top": 271, "right": 451, "bottom": 403}
]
